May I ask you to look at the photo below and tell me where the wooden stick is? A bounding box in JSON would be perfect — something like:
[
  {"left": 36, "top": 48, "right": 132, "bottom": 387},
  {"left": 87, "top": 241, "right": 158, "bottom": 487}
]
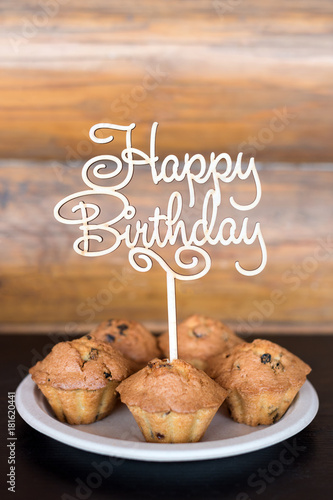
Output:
[{"left": 166, "top": 271, "right": 178, "bottom": 362}]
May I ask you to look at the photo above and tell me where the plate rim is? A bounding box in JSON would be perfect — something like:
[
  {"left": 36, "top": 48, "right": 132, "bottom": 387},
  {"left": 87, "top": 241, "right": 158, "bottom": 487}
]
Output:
[{"left": 16, "top": 375, "right": 319, "bottom": 462}]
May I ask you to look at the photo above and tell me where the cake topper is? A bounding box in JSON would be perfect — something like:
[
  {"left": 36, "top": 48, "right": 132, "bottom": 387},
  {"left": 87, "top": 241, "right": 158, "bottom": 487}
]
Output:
[{"left": 54, "top": 122, "right": 267, "bottom": 361}]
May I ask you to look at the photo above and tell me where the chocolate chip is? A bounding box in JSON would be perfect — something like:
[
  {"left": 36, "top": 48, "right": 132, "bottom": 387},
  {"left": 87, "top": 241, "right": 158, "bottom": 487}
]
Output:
[
  {"left": 271, "top": 361, "right": 284, "bottom": 374},
  {"left": 104, "top": 371, "right": 111, "bottom": 379},
  {"left": 261, "top": 353, "right": 271, "bottom": 364},
  {"left": 156, "top": 433, "right": 164, "bottom": 440},
  {"left": 118, "top": 323, "right": 128, "bottom": 330},
  {"left": 86, "top": 335, "right": 92, "bottom": 340},
  {"left": 47, "top": 378, "right": 50, "bottom": 382},
  {"left": 107, "top": 319, "right": 113, "bottom": 326},
  {"left": 148, "top": 360, "right": 172, "bottom": 369},
  {"left": 192, "top": 328, "right": 205, "bottom": 338},
  {"left": 164, "top": 410, "right": 171, "bottom": 415},
  {"left": 117, "top": 323, "right": 129, "bottom": 335},
  {"left": 158, "top": 362, "right": 172, "bottom": 368},
  {"left": 106, "top": 334, "right": 115, "bottom": 343},
  {"left": 225, "top": 354, "right": 230, "bottom": 358},
  {"left": 272, "top": 413, "right": 280, "bottom": 423},
  {"left": 89, "top": 348, "right": 99, "bottom": 360}
]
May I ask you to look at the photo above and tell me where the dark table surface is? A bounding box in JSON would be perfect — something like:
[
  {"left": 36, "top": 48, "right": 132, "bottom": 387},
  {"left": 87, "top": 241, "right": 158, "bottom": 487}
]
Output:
[{"left": 1, "top": 334, "right": 332, "bottom": 500}]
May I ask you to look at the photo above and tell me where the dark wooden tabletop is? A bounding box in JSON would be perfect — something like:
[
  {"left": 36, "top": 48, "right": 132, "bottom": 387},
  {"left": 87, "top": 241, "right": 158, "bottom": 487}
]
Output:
[{"left": 1, "top": 334, "right": 332, "bottom": 500}]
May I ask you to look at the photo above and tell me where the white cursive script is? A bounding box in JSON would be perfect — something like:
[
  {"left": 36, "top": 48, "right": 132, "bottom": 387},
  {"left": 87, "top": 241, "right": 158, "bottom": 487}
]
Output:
[{"left": 54, "top": 122, "right": 267, "bottom": 278}]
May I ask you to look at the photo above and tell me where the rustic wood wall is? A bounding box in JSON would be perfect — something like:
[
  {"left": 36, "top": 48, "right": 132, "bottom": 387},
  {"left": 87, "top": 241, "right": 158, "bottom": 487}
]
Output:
[{"left": 1, "top": 1, "right": 332, "bottom": 333}]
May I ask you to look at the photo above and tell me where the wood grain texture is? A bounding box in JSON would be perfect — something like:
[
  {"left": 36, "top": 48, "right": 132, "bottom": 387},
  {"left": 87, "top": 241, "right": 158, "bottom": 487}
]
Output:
[
  {"left": 0, "top": 1, "right": 332, "bottom": 331},
  {"left": 0, "top": 0, "right": 332, "bottom": 161},
  {"left": 1, "top": 160, "right": 332, "bottom": 331}
]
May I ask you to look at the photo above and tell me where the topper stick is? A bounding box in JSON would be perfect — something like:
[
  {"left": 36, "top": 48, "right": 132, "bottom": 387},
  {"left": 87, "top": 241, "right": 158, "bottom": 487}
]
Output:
[{"left": 166, "top": 271, "right": 178, "bottom": 361}]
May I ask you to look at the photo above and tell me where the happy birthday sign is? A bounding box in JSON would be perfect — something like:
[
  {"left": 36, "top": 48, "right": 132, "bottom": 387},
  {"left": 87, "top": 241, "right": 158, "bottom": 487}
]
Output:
[{"left": 54, "top": 122, "right": 267, "bottom": 360}]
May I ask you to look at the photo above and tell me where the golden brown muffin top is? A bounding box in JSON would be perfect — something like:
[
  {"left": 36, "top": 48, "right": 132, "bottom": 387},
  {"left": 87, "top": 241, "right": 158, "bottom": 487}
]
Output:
[
  {"left": 208, "top": 339, "right": 311, "bottom": 395},
  {"left": 29, "top": 336, "right": 133, "bottom": 390},
  {"left": 158, "top": 314, "right": 244, "bottom": 363},
  {"left": 116, "top": 358, "right": 228, "bottom": 413},
  {"left": 90, "top": 319, "right": 160, "bottom": 366}
]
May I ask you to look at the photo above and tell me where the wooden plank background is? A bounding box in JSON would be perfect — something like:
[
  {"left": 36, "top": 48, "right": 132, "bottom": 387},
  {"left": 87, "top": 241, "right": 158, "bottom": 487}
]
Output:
[{"left": 0, "top": 1, "right": 332, "bottom": 333}]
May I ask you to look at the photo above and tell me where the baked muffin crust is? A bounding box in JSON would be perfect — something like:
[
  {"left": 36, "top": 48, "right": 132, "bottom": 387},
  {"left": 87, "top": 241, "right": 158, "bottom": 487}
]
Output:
[
  {"left": 29, "top": 335, "right": 133, "bottom": 390},
  {"left": 158, "top": 314, "right": 244, "bottom": 370},
  {"left": 209, "top": 339, "right": 311, "bottom": 394},
  {"left": 91, "top": 319, "right": 160, "bottom": 366},
  {"left": 208, "top": 339, "right": 311, "bottom": 425},
  {"left": 117, "top": 358, "right": 227, "bottom": 413}
]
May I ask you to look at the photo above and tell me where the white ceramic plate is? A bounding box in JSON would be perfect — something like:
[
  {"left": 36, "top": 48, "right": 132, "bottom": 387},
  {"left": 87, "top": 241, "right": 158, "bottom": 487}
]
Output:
[{"left": 16, "top": 375, "right": 318, "bottom": 462}]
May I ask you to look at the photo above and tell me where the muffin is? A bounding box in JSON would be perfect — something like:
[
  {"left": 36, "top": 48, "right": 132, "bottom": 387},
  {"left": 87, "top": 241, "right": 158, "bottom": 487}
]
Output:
[
  {"left": 90, "top": 319, "right": 160, "bottom": 369},
  {"left": 158, "top": 314, "right": 244, "bottom": 371},
  {"left": 29, "top": 335, "right": 133, "bottom": 424},
  {"left": 116, "top": 358, "right": 228, "bottom": 443},
  {"left": 208, "top": 339, "right": 311, "bottom": 426}
]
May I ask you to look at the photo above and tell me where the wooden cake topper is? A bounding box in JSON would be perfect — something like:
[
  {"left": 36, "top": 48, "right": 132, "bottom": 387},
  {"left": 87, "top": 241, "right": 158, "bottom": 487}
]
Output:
[{"left": 54, "top": 122, "right": 267, "bottom": 361}]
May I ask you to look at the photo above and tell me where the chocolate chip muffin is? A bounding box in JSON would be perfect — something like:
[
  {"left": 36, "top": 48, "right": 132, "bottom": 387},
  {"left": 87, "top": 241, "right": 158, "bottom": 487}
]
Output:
[
  {"left": 90, "top": 319, "right": 160, "bottom": 369},
  {"left": 208, "top": 339, "right": 311, "bottom": 426},
  {"left": 29, "top": 335, "right": 133, "bottom": 424},
  {"left": 116, "top": 358, "right": 227, "bottom": 443},
  {"left": 158, "top": 314, "right": 244, "bottom": 371}
]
